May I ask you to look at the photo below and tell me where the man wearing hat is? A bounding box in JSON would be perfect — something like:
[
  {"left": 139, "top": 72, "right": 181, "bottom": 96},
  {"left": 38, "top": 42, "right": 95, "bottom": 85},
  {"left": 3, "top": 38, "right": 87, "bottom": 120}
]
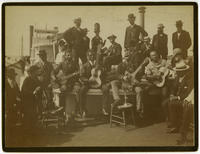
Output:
[
  {"left": 34, "top": 50, "right": 53, "bottom": 88},
  {"left": 172, "top": 20, "right": 191, "bottom": 58},
  {"left": 103, "top": 34, "right": 122, "bottom": 71},
  {"left": 91, "top": 23, "right": 103, "bottom": 54},
  {"left": 63, "top": 17, "right": 85, "bottom": 65},
  {"left": 152, "top": 24, "right": 168, "bottom": 59},
  {"left": 167, "top": 60, "right": 193, "bottom": 134},
  {"left": 5, "top": 68, "right": 21, "bottom": 141},
  {"left": 124, "top": 13, "right": 148, "bottom": 51}
]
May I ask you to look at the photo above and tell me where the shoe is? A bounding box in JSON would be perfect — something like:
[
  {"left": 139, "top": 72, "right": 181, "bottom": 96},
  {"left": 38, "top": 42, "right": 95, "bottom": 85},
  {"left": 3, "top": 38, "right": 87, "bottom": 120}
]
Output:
[
  {"left": 166, "top": 127, "right": 179, "bottom": 134},
  {"left": 102, "top": 108, "right": 108, "bottom": 116},
  {"left": 82, "top": 111, "right": 86, "bottom": 119},
  {"left": 51, "top": 106, "right": 64, "bottom": 114}
]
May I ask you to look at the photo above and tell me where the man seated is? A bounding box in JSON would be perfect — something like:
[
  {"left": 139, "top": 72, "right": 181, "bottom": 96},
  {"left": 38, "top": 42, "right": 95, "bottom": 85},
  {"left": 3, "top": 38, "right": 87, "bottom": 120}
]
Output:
[
  {"left": 78, "top": 50, "right": 108, "bottom": 118},
  {"left": 51, "top": 51, "right": 80, "bottom": 121},
  {"left": 144, "top": 50, "right": 169, "bottom": 100},
  {"left": 103, "top": 34, "right": 122, "bottom": 71},
  {"left": 167, "top": 60, "right": 193, "bottom": 134}
]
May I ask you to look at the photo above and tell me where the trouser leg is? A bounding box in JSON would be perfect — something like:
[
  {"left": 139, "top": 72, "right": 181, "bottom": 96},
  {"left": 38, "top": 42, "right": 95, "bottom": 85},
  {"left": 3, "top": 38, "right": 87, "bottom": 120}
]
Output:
[
  {"left": 79, "top": 85, "right": 89, "bottom": 114},
  {"left": 71, "top": 48, "right": 79, "bottom": 66},
  {"left": 110, "top": 80, "right": 120, "bottom": 101},
  {"left": 135, "top": 86, "right": 143, "bottom": 112},
  {"left": 101, "top": 83, "right": 110, "bottom": 110}
]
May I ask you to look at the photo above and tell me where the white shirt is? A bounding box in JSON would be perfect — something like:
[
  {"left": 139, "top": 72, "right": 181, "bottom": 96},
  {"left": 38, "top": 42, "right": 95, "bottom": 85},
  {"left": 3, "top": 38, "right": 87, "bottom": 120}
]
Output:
[{"left": 55, "top": 52, "right": 65, "bottom": 65}]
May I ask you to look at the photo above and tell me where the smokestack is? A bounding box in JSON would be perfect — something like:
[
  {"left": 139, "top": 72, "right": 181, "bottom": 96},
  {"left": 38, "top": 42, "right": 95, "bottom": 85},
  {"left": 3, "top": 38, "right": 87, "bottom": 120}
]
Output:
[
  {"left": 138, "top": 7, "right": 146, "bottom": 29},
  {"left": 29, "top": 25, "right": 34, "bottom": 56}
]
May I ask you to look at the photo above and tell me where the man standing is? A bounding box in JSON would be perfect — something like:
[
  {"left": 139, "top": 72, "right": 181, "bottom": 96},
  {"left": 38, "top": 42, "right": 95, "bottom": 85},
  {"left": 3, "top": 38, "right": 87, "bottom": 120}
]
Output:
[
  {"left": 103, "top": 34, "right": 122, "bottom": 71},
  {"left": 63, "top": 17, "right": 84, "bottom": 65},
  {"left": 5, "top": 68, "right": 21, "bottom": 143},
  {"left": 91, "top": 23, "right": 103, "bottom": 54},
  {"left": 81, "top": 28, "right": 90, "bottom": 64},
  {"left": 152, "top": 24, "right": 168, "bottom": 59},
  {"left": 124, "top": 13, "right": 148, "bottom": 51},
  {"left": 172, "top": 20, "right": 191, "bottom": 58},
  {"left": 34, "top": 50, "right": 53, "bottom": 107}
]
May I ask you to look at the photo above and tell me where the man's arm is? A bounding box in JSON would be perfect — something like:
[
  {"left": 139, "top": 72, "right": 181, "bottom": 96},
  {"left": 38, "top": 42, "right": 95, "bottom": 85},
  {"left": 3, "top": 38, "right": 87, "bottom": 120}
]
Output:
[
  {"left": 140, "top": 26, "right": 148, "bottom": 37},
  {"left": 185, "top": 31, "right": 192, "bottom": 50},
  {"left": 124, "top": 27, "right": 129, "bottom": 49}
]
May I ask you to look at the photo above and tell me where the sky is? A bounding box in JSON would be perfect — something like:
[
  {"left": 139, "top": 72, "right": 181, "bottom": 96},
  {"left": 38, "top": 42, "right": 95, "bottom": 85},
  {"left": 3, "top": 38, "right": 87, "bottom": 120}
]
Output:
[{"left": 5, "top": 5, "right": 194, "bottom": 57}]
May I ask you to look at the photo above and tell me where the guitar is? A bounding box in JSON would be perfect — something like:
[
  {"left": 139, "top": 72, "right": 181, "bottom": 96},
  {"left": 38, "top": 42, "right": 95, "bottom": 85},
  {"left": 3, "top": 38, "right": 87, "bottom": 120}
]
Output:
[
  {"left": 152, "top": 68, "right": 169, "bottom": 87},
  {"left": 89, "top": 68, "right": 102, "bottom": 88},
  {"left": 130, "top": 57, "right": 150, "bottom": 85},
  {"left": 52, "top": 71, "right": 80, "bottom": 87}
]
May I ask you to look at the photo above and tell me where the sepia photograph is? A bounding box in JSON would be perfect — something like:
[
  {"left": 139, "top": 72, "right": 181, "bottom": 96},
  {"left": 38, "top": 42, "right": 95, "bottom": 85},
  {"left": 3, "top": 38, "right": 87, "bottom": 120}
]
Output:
[{"left": 2, "top": 2, "right": 198, "bottom": 152}]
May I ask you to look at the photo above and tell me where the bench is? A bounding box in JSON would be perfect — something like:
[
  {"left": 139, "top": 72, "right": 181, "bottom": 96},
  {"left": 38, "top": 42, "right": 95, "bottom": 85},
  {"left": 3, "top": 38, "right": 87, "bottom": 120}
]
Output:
[{"left": 53, "top": 88, "right": 135, "bottom": 116}]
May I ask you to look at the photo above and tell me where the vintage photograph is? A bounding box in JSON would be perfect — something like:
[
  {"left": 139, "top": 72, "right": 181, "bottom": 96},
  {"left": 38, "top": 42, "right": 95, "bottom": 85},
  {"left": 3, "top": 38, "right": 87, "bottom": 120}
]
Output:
[{"left": 3, "top": 3, "right": 197, "bottom": 151}]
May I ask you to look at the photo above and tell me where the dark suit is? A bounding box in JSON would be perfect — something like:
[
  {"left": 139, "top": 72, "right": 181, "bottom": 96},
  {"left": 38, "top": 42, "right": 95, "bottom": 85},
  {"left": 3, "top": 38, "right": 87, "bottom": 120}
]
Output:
[
  {"left": 172, "top": 30, "right": 191, "bottom": 58},
  {"left": 21, "top": 76, "right": 40, "bottom": 130},
  {"left": 168, "top": 72, "right": 194, "bottom": 130},
  {"left": 91, "top": 35, "right": 103, "bottom": 54},
  {"left": 63, "top": 27, "right": 86, "bottom": 64},
  {"left": 81, "top": 36, "right": 90, "bottom": 64},
  {"left": 124, "top": 24, "right": 148, "bottom": 49},
  {"left": 152, "top": 33, "right": 168, "bottom": 59},
  {"left": 103, "top": 42, "right": 122, "bottom": 70}
]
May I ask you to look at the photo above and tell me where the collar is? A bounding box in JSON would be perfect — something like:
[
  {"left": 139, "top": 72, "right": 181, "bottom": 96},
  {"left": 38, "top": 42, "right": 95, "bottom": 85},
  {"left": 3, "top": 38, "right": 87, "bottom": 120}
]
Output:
[{"left": 130, "top": 24, "right": 135, "bottom": 28}]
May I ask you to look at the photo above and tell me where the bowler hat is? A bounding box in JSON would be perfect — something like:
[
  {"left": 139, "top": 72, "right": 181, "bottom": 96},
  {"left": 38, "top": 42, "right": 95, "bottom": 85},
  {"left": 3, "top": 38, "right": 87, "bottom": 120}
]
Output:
[
  {"left": 128, "top": 13, "right": 136, "bottom": 20},
  {"left": 107, "top": 34, "right": 117, "bottom": 40},
  {"left": 37, "top": 50, "right": 46, "bottom": 56},
  {"left": 176, "top": 20, "right": 183, "bottom": 26},
  {"left": 74, "top": 17, "right": 81, "bottom": 23},
  {"left": 6, "top": 68, "right": 17, "bottom": 77}
]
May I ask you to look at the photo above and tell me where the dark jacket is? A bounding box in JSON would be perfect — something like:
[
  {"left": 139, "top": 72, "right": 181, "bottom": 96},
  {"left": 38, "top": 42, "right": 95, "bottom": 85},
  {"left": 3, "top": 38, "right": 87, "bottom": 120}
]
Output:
[
  {"left": 107, "top": 42, "right": 122, "bottom": 58},
  {"left": 34, "top": 60, "right": 53, "bottom": 87},
  {"left": 91, "top": 35, "right": 103, "bottom": 53},
  {"left": 63, "top": 27, "right": 83, "bottom": 50},
  {"left": 5, "top": 78, "right": 21, "bottom": 115},
  {"left": 124, "top": 24, "right": 148, "bottom": 49},
  {"left": 170, "top": 72, "right": 193, "bottom": 101},
  {"left": 21, "top": 76, "right": 40, "bottom": 116},
  {"left": 80, "top": 61, "right": 94, "bottom": 80},
  {"left": 172, "top": 30, "right": 191, "bottom": 57},
  {"left": 152, "top": 33, "right": 168, "bottom": 59},
  {"left": 82, "top": 36, "right": 90, "bottom": 53}
]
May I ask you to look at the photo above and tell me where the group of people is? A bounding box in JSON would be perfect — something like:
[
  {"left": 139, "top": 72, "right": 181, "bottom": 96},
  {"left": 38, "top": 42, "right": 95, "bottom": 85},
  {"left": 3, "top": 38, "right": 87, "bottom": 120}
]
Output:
[{"left": 5, "top": 13, "right": 194, "bottom": 145}]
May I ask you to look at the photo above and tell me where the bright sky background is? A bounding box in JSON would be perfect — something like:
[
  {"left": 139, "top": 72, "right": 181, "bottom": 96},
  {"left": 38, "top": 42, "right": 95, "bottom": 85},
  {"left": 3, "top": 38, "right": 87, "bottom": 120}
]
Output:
[{"left": 5, "top": 5, "right": 194, "bottom": 57}]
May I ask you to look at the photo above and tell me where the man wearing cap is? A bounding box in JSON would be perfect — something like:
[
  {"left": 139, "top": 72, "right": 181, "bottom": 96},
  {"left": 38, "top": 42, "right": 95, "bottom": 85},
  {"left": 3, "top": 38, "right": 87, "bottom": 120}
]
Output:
[
  {"left": 152, "top": 24, "right": 168, "bottom": 59},
  {"left": 5, "top": 68, "right": 21, "bottom": 141},
  {"left": 172, "top": 20, "right": 191, "bottom": 58},
  {"left": 167, "top": 60, "right": 193, "bottom": 133},
  {"left": 103, "top": 34, "right": 122, "bottom": 71},
  {"left": 124, "top": 13, "right": 148, "bottom": 51},
  {"left": 63, "top": 17, "right": 85, "bottom": 65}
]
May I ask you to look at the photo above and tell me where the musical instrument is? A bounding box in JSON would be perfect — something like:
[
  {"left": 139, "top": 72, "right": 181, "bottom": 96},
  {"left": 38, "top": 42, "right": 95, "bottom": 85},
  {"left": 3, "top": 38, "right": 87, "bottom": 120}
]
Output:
[
  {"left": 130, "top": 57, "right": 150, "bottom": 85},
  {"left": 89, "top": 68, "right": 102, "bottom": 88},
  {"left": 52, "top": 71, "right": 80, "bottom": 87},
  {"left": 152, "top": 68, "right": 169, "bottom": 87}
]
